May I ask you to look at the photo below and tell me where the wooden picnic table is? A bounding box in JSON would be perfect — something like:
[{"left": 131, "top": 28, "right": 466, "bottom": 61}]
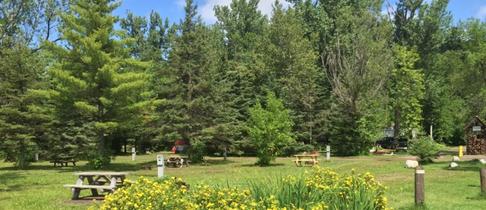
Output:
[
  {"left": 50, "top": 157, "right": 77, "bottom": 167},
  {"left": 294, "top": 154, "right": 319, "bottom": 167},
  {"left": 165, "top": 156, "right": 190, "bottom": 168},
  {"left": 64, "top": 172, "right": 128, "bottom": 200}
]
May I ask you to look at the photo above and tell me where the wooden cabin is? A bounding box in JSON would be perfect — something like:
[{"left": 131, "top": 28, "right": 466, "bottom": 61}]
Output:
[{"left": 465, "top": 116, "right": 486, "bottom": 155}]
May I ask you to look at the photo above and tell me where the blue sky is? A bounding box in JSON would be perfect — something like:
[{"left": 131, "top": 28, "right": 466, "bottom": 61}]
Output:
[{"left": 113, "top": 0, "right": 486, "bottom": 24}]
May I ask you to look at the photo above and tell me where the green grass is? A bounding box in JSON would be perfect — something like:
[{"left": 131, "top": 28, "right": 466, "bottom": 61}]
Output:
[{"left": 1, "top": 152, "right": 486, "bottom": 210}]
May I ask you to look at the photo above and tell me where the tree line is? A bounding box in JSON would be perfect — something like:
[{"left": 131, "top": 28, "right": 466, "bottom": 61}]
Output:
[{"left": 0, "top": 0, "right": 485, "bottom": 168}]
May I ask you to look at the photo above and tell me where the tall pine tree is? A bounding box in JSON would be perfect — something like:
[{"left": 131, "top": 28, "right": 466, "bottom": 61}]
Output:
[{"left": 45, "top": 0, "right": 153, "bottom": 167}]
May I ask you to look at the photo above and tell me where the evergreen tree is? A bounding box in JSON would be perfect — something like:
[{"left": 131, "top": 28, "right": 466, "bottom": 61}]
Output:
[
  {"left": 0, "top": 0, "right": 64, "bottom": 168},
  {"left": 266, "top": 3, "right": 324, "bottom": 145},
  {"left": 215, "top": 0, "right": 269, "bottom": 142},
  {"left": 158, "top": 0, "right": 227, "bottom": 162},
  {"left": 45, "top": 0, "right": 153, "bottom": 167},
  {"left": 0, "top": 44, "right": 48, "bottom": 168}
]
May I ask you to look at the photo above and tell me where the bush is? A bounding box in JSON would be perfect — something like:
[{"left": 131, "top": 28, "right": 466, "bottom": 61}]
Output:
[
  {"left": 408, "top": 137, "right": 445, "bottom": 163},
  {"left": 88, "top": 154, "right": 111, "bottom": 169},
  {"left": 98, "top": 167, "right": 390, "bottom": 210},
  {"left": 247, "top": 92, "right": 295, "bottom": 166},
  {"left": 188, "top": 139, "right": 206, "bottom": 163}
]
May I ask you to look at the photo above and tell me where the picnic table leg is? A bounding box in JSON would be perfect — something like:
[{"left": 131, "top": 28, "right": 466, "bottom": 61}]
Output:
[
  {"left": 110, "top": 177, "right": 117, "bottom": 189},
  {"left": 71, "top": 188, "right": 81, "bottom": 200},
  {"left": 86, "top": 176, "right": 99, "bottom": 196}
]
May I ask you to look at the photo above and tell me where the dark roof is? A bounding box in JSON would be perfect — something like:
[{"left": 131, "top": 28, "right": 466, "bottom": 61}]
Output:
[{"left": 465, "top": 116, "right": 486, "bottom": 130}]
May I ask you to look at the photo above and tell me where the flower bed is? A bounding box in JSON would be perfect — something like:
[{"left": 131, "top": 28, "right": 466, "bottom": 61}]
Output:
[{"left": 98, "top": 167, "right": 389, "bottom": 210}]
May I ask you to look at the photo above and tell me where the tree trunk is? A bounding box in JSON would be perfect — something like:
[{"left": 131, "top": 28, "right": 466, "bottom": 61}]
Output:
[
  {"left": 223, "top": 146, "right": 228, "bottom": 161},
  {"left": 394, "top": 108, "right": 401, "bottom": 138}
]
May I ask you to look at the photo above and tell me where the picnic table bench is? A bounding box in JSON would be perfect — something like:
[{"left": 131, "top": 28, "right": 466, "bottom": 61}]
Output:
[
  {"left": 50, "top": 158, "right": 77, "bottom": 167},
  {"left": 64, "top": 172, "right": 127, "bottom": 200},
  {"left": 165, "top": 156, "right": 190, "bottom": 168},
  {"left": 294, "top": 154, "right": 319, "bottom": 167}
]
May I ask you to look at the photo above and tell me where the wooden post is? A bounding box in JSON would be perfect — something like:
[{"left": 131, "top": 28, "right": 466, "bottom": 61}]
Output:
[
  {"left": 459, "top": 146, "right": 463, "bottom": 158},
  {"left": 326, "top": 145, "right": 330, "bottom": 161},
  {"left": 415, "top": 166, "right": 425, "bottom": 205},
  {"left": 480, "top": 168, "right": 486, "bottom": 193}
]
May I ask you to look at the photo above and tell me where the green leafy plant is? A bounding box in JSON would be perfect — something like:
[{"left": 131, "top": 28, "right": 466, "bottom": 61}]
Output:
[
  {"left": 408, "top": 137, "right": 445, "bottom": 163},
  {"left": 247, "top": 92, "right": 295, "bottom": 166}
]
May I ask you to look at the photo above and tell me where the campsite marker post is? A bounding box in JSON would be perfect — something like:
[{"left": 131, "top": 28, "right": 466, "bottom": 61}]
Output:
[
  {"left": 157, "top": 155, "right": 165, "bottom": 178},
  {"left": 415, "top": 166, "right": 425, "bottom": 205},
  {"left": 131, "top": 147, "right": 136, "bottom": 161},
  {"left": 326, "top": 145, "right": 330, "bottom": 161}
]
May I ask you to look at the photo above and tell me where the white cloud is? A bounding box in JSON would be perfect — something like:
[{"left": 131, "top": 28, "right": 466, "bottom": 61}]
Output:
[
  {"left": 176, "top": 0, "right": 186, "bottom": 8},
  {"left": 199, "top": 0, "right": 291, "bottom": 23},
  {"left": 476, "top": 5, "right": 486, "bottom": 19}
]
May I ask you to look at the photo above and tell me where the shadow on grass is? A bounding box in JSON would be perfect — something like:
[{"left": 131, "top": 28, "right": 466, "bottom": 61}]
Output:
[
  {"left": 0, "top": 160, "right": 157, "bottom": 172},
  {"left": 438, "top": 160, "right": 486, "bottom": 172},
  {"left": 0, "top": 172, "right": 26, "bottom": 192},
  {"left": 202, "top": 159, "right": 236, "bottom": 166},
  {"left": 397, "top": 204, "right": 429, "bottom": 210},
  {"left": 466, "top": 192, "right": 486, "bottom": 200},
  {"left": 240, "top": 163, "right": 285, "bottom": 167}
]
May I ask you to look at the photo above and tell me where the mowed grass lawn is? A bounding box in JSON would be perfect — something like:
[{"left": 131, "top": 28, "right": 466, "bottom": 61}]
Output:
[{"left": 1, "top": 151, "right": 486, "bottom": 210}]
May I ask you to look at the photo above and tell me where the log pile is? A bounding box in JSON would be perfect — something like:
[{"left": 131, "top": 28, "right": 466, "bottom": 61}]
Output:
[{"left": 466, "top": 135, "right": 486, "bottom": 155}]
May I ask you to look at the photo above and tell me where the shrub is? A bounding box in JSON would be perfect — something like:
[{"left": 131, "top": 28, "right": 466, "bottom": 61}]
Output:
[
  {"left": 408, "top": 137, "right": 445, "bottom": 163},
  {"left": 247, "top": 92, "right": 295, "bottom": 166},
  {"left": 188, "top": 139, "right": 206, "bottom": 163},
  {"left": 99, "top": 167, "right": 390, "bottom": 210}
]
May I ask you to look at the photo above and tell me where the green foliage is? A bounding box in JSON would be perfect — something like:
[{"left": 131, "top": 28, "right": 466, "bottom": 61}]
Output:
[
  {"left": 248, "top": 167, "right": 389, "bottom": 210},
  {"left": 0, "top": 44, "right": 47, "bottom": 169},
  {"left": 266, "top": 3, "right": 326, "bottom": 145},
  {"left": 188, "top": 139, "right": 206, "bottom": 163},
  {"left": 408, "top": 137, "right": 445, "bottom": 163},
  {"left": 100, "top": 167, "right": 389, "bottom": 210},
  {"left": 247, "top": 92, "right": 295, "bottom": 166},
  {"left": 44, "top": 0, "right": 154, "bottom": 167},
  {"left": 320, "top": 0, "right": 392, "bottom": 156},
  {"left": 390, "top": 46, "right": 425, "bottom": 138}
]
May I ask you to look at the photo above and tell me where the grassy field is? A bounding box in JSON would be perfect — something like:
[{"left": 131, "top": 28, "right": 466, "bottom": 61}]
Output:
[{"left": 1, "top": 151, "right": 486, "bottom": 210}]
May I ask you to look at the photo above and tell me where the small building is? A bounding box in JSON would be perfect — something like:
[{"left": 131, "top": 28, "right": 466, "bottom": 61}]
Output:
[{"left": 465, "top": 116, "right": 486, "bottom": 155}]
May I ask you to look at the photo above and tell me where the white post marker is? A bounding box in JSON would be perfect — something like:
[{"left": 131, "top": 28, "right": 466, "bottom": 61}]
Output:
[
  {"left": 131, "top": 147, "right": 136, "bottom": 161},
  {"left": 157, "top": 155, "right": 164, "bottom": 178},
  {"left": 35, "top": 153, "right": 39, "bottom": 162},
  {"left": 326, "top": 145, "right": 331, "bottom": 161}
]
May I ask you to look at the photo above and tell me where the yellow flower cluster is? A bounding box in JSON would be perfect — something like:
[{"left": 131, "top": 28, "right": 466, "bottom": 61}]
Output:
[
  {"left": 304, "top": 166, "right": 390, "bottom": 210},
  {"left": 98, "top": 167, "right": 390, "bottom": 210},
  {"left": 99, "top": 177, "right": 274, "bottom": 210},
  {"left": 99, "top": 177, "right": 192, "bottom": 210}
]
